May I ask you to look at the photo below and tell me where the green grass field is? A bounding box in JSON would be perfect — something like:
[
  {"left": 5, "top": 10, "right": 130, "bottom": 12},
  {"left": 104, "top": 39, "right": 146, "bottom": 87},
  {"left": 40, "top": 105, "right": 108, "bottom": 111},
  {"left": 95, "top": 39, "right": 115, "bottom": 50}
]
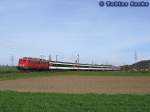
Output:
[
  {"left": 0, "top": 66, "right": 18, "bottom": 74},
  {"left": 0, "top": 66, "right": 150, "bottom": 81},
  {"left": 0, "top": 91, "right": 149, "bottom": 112},
  {"left": 0, "top": 69, "right": 150, "bottom": 112},
  {"left": 0, "top": 70, "right": 150, "bottom": 81}
]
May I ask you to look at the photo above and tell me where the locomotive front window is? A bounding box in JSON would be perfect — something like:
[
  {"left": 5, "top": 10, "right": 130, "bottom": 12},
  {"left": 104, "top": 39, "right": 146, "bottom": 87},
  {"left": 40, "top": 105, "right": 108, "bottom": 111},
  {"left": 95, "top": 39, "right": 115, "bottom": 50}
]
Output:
[{"left": 19, "top": 59, "right": 22, "bottom": 63}]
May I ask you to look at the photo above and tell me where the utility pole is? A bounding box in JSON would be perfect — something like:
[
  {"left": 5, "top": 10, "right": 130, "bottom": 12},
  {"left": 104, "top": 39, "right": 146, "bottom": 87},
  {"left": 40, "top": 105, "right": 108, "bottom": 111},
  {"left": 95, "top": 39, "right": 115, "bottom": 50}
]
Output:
[
  {"left": 77, "top": 54, "right": 79, "bottom": 64},
  {"left": 75, "top": 59, "right": 78, "bottom": 64},
  {"left": 76, "top": 54, "right": 80, "bottom": 70},
  {"left": 134, "top": 51, "right": 138, "bottom": 71},
  {"left": 11, "top": 56, "right": 14, "bottom": 66},
  {"left": 56, "top": 55, "right": 58, "bottom": 62},
  {"left": 49, "top": 55, "right": 52, "bottom": 61},
  {"left": 40, "top": 55, "right": 45, "bottom": 59},
  {"left": 134, "top": 51, "right": 138, "bottom": 62},
  {"left": 91, "top": 60, "right": 94, "bottom": 65}
]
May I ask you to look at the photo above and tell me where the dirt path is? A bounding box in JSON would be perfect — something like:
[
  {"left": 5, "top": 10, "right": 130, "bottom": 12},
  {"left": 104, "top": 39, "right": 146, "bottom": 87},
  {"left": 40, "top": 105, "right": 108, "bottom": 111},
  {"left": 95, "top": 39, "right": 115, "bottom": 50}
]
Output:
[{"left": 0, "top": 76, "right": 150, "bottom": 94}]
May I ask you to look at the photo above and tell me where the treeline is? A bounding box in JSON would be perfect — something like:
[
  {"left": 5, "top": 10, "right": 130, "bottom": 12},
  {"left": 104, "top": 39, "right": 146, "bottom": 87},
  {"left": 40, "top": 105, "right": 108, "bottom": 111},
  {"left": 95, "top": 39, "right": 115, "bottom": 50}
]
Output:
[{"left": 121, "top": 60, "right": 150, "bottom": 72}]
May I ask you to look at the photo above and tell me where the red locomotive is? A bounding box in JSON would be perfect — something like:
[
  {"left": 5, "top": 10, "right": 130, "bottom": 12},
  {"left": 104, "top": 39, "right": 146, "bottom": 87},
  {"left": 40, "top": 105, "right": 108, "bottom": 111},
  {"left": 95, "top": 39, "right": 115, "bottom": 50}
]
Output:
[{"left": 18, "top": 57, "right": 49, "bottom": 70}]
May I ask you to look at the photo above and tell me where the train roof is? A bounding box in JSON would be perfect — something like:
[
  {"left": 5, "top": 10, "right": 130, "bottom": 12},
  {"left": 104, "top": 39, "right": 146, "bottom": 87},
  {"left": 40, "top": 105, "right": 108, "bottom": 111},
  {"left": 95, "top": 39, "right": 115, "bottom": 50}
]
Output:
[
  {"left": 49, "top": 61, "right": 113, "bottom": 67},
  {"left": 20, "top": 57, "right": 49, "bottom": 62}
]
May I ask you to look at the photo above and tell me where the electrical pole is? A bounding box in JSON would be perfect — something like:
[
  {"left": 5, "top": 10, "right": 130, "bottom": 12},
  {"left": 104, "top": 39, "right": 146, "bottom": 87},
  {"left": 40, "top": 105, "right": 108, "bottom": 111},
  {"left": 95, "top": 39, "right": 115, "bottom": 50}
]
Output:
[
  {"left": 76, "top": 54, "right": 80, "bottom": 70},
  {"left": 77, "top": 54, "right": 79, "bottom": 64},
  {"left": 91, "top": 60, "right": 94, "bottom": 65},
  {"left": 40, "top": 55, "right": 45, "bottom": 59},
  {"left": 134, "top": 51, "right": 138, "bottom": 62},
  {"left": 134, "top": 51, "right": 138, "bottom": 71},
  {"left": 11, "top": 56, "right": 14, "bottom": 66},
  {"left": 49, "top": 55, "right": 52, "bottom": 61},
  {"left": 56, "top": 55, "right": 58, "bottom": 62}
]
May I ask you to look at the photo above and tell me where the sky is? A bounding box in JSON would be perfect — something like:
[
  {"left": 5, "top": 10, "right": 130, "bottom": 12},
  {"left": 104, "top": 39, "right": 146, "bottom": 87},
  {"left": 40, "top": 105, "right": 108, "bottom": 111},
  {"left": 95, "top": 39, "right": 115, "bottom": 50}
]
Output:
[{"left": 0, "top": 0, "right": 150, "bottom": 65}]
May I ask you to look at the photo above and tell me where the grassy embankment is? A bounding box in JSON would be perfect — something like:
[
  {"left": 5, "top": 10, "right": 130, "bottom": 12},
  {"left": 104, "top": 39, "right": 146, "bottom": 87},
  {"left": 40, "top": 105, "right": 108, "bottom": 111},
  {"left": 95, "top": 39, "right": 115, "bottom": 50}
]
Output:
[{"left": 0, "top": 66, "right": 150, "bottom": 80}]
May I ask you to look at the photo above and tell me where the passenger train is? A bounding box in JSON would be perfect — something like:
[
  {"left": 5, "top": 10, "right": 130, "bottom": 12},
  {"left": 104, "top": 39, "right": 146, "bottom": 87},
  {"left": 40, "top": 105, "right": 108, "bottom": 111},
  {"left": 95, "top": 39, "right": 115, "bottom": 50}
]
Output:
[{"left": 18, "top": 57, "right": 120, "bottom": 71}]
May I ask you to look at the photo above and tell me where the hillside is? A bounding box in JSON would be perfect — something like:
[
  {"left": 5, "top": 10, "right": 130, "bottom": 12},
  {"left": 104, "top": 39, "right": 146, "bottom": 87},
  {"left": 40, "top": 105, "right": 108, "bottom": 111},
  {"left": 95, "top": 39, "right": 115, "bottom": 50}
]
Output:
[{"left": 122, "top": 60, "right": 150, "bottom": 72}]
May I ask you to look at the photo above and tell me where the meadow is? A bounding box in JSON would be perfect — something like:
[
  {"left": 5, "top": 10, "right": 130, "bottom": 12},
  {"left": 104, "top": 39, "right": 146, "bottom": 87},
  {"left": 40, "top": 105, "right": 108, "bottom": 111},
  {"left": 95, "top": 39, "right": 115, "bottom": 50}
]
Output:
[
  {"left": 0, "top": 91, "right": 150, "bottom": 112},
  {"left": 0, "top": 67, "right": 150, "bottom": 112},
  {"left": 0, "top": 71, "right": 150, "bottom": 80},
  {"left": 0, "top": 66, "right": 150, "bottom": 80},
  {"left": 0, "top": 66, "right": 18, "bottom": 73}
]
